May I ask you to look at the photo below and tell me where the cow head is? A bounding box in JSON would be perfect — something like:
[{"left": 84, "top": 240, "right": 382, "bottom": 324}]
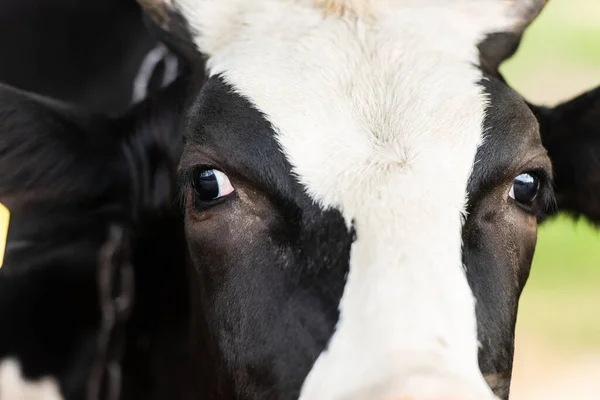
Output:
[{"left": 136, "top": 1, "right": 596, "bottom": 399}]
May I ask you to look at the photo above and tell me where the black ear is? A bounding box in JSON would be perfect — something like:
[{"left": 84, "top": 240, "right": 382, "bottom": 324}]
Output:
[
  {"left": 0, "top": 81, "right": 195, "bottom": 399},
  {"left": 0, "top": 83, "right": 128, "bottom": 398},
  {"left": 532, "top": 86, "right": 600, "bottom": 226},
  {"left": 478, "top": 0, "right": 548, "bottom": 77}
]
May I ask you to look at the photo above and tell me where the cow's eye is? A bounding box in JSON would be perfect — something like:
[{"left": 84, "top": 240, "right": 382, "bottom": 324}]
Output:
[
  {"left": 193, "top": 169, "right": 234, "bottom": 201},
  {"left": 509, "top": 173, "right": 540, "bottom": 205}
]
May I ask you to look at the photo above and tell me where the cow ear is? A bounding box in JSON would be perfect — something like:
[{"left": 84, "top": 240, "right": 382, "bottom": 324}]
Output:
[
  {"left": 0, "top": 83, "right": 116, "bottom": 209},
  {"left": 531, "top": 86, "right": 600, "bottom": 226},
  {"left": 0, "top": 79, "right": 187, "bottom": 234},
  {"left": 0, "top": 82, "right": 192, "bottom": 397},
  {"left": 0, "top": 83, "right": 123, "bottom": 397},
  {"left": 478, "top": 0, "right": 548, "bottom": 77}
]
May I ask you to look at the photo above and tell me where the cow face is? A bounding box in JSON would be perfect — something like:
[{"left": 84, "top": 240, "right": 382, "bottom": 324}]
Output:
[
  {"left": 179, "top": 74, "right": 553, "bottom": 400},
  {"left": 142, "top": 1, "right": 552, "bottom": 399}
]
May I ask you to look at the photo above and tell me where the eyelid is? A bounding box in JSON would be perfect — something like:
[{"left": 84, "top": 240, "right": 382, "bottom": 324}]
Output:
[
  {"left": 514, "top": 150, "right": 554, "bottom": 186},
  {"left": 178, "top": 142, "right": 224, "bottom": 172},
  {"left": 180, "top": 164, "right": 219, "bottom": 186}
]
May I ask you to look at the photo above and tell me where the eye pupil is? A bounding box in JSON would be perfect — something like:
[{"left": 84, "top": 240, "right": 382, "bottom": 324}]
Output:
[
  {"left": 194, "top": 170, "right": 220, "bottom": 201},
  {"left": 510, "top": 173, "right": 540, "bottom": 204}
]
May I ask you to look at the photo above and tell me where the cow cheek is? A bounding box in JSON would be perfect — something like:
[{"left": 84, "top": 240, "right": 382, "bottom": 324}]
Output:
[
  {"left": 503, "top": 207, "right": 538, "bottom": 291},
  {"left": 478, "top": 196, "right": 538, "bottom": 291},
  {"left": 184, "top": 193, "right": 275, "bottom": 288}
]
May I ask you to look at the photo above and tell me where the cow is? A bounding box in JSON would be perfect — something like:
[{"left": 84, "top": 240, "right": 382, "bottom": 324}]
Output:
[
  {"left": 130, "top": 0, "right": 600, "bottom": 399},
  {"left": 0, "top": 78, "right": 196, "bottom": 399},
  {"left": 0, "top": 0, "right": 185, "bottom": 116},
  {"left": 0, "top": 1, "right": 598, "bottom": 400}
]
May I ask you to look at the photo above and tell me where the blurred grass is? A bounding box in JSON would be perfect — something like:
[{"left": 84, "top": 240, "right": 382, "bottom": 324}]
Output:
[
  {"left": 502, "top": 0, "right": 600, "bottom": 105},
  {"left": 520, "top": 216, "right": 600, "bottom": 351},
  {"left": 503, "top": 0, "right": 600, "bottom": 68},
  {"left": 500, "top": 0, "right": 600, "bottom": 354}
]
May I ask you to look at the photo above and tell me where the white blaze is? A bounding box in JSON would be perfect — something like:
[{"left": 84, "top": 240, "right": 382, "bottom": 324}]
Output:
[{"left": 173, "top": 0, "right": 521, "bottom": 398}]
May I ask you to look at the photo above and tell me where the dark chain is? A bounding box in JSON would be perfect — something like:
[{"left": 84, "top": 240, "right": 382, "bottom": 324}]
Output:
[{"left": 87, "top": 226, "right": 135, "bottom": 400}]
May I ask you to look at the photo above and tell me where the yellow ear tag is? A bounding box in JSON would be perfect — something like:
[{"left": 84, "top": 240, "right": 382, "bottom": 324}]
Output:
[{"left": 0, "top": 203, "right": 9, "bottom": 269}]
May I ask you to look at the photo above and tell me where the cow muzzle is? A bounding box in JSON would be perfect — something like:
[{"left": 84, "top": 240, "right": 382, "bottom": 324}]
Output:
[
  {"left": 299, "top": 357, "right": 500, "bottom": 400},
  {"left": 342, "top": 371, "right": 500, "bottom": 400}
]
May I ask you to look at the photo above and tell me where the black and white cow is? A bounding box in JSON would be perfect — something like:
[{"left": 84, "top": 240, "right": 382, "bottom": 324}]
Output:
[
  {"left": 133, "top": 0, "right": 600, "bottom": 399},
  {"left": 0, "top": 0, "right": 185, "bottom": 116},
  {"left": 0, "top": 78, "right": 196, "bottom": 399},
  {"left": 0, "top": 0, "right": 599, "bottom": 400}
]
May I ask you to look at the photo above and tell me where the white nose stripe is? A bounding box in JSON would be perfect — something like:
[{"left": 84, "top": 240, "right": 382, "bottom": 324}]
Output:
[{"left": 172, "top": 0, "right": 521, "bottom": 398}]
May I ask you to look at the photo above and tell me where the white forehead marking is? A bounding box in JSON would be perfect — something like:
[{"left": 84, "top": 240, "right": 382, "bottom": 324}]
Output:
[
  {"left": 0, "top": 359, "right": 63, "bottom": 400},
  {"left": 176, "top": 0, "right": 519, "bottom": 398}
]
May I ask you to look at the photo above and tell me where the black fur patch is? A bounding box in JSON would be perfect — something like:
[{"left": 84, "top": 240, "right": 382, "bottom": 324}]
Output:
[{"left": 181, "top": 76, "right": 353, "bottom": 399}]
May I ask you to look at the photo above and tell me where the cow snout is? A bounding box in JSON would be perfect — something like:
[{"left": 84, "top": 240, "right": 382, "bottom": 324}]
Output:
[
  {"left": 386, "top": 395, "right": 497, "bottom": 400},
  {"left": 341, "top": 371, "right": 499, "bottom": 400},
  {"left": 397, "top": 378, "right": 496, "bottom": 400},
  {"left": 300, "top": 349, "right": 499, "bottom": 400},
  {"left": 387, "top": 397, "right": 486, "bottom": 400},
  {"left": 390, "top": 373, "right": 498, "bottom": 400}
]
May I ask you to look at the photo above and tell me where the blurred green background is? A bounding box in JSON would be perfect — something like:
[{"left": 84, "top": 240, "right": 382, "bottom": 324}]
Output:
[{"left": 499, "top": 0, "right": 600, "bottom": 397}]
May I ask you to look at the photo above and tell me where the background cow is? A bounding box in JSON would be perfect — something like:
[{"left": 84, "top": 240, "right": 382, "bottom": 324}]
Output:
[{"left": 0, "top": 78, "right": 196, "bottom": 399}]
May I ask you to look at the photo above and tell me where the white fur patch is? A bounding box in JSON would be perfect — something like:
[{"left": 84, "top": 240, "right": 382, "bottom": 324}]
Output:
[
  {"left": 0, "top": 359, "right": 63, "bottom": 400},
  {"left": 303, "top": 0, "right": 376, "bottom": 18},
  {"left": 173, "top": 0, "right": 523, "bottom": 398}
]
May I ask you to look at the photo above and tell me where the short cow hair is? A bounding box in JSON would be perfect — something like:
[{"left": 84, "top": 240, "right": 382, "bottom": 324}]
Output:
[{"left": 0, "top": 80, "right": 195, "bottom": 399}]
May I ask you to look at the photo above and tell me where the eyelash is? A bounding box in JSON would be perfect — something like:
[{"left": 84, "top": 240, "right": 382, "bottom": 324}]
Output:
[
  {"left": 522, "top": 168, "right": 556, "bottom": 220},
  {"left": 178, "top": 165, "right": 208, "bottom": 211}
]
